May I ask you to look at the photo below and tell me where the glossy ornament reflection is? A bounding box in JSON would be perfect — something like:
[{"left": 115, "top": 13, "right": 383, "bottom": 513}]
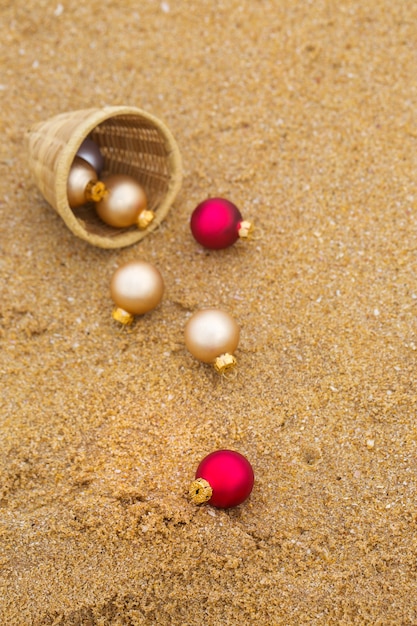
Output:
[
  {"left": 95, "top": 174, "right": 153, "bottom": 229},
  {"left": 184, "top": 308, "right": 240, "bottom": 373},
  {"left": 110, "top": 260, "right": 164, "bottom": 324},
  {"left": 67, "top": 157, "right": 107, "bottom": 208}
]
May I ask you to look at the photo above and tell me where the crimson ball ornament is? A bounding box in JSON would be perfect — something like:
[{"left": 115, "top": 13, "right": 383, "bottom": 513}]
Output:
[
  {"left": 189, "top": 449, "right": 254, "bottom": 508},
  {"left": 190, "top": 197, "right": 253, "bottom": 249}
]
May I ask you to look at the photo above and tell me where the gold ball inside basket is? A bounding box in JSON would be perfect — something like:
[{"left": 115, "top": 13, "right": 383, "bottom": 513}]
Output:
[{"left": 27, "top": 106, "right": 182, "bottom": 249}]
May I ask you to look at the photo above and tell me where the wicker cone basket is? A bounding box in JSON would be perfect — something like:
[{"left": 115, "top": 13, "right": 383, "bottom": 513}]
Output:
[{"left": 27, "top": 106, "right": 182, "bottom": 248}]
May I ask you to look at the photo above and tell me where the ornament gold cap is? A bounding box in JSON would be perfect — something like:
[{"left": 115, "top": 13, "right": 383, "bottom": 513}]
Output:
[
  {"left": 85, "top": 180, "right": 108, "bottom": 203},
  {"left": 189, "top": 478, "right": 213, "bottom": 504},
  {"left": 137, "top": 209, "right": 155, "bottom": 230},
  {"left": 214, "top": 353, "right": 237, "bottom": 374},
  {"left": 112, "top": 307, "right": 134, "bottom": 325},
  {"left": 238, "top": 220, "right": 254, "bottom": 239}
]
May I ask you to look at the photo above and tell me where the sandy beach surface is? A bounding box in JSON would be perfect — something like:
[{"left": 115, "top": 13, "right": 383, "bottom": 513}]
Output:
[{"left": 1, "top": 1, "right": 417, "bottom": 624}]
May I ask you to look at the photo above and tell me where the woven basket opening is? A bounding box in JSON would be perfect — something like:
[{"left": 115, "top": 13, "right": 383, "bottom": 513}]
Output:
[
  {"left": 28, "top": 106, "right": 182, "bottom": 248},
  {"left": 71, "top": 114, "right": 172, "bottom": 237}
]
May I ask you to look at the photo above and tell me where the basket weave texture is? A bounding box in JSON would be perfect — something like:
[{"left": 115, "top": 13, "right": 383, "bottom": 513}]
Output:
[{"left": 27, "top": 106, "right": 182, "bottom": 248}]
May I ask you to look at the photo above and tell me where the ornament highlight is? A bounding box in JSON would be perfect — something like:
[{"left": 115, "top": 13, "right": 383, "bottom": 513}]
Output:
[
  {"left": 184, "top": 309, "right": 240, "bottom": 373},
  {"left": 95, "top": 174, "right": 153, "bottom": 229},
  {"left": 189, "top": 449, "right": 254, "bottom": 508},
  {"left": 190, "top": 197, "right": 253, "bottom": 249},
  {"left": 76, "top": 137, "right": 105, "bottom": 175},
  {"left": 110, "top": 260, "right": 164, "bottom": 324},
  {"left": 67, "top": 157, "right": 107, "bottom": 208}
]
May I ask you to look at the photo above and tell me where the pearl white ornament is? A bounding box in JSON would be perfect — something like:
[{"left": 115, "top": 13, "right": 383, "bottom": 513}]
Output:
[
  {"left": 110, "top": 260, "right": 164, "bottom": 324},
  {"left": 184, "top": 309, "right": 240, "bottom": 372}
]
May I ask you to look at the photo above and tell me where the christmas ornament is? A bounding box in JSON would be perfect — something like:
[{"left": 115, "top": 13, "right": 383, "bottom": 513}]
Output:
[
  {"left": 66, "top": 156, "right": 107, "bottom": 208},
  {"left": 95, "top": 174, "right": 153, "bottom": 229},
  {"left": 184, "top": 308, "right": 240, "bottom": 373},
  {"left": 190, "top": 197, "right": 253, "bottom": 249},
  {"left": 110, "top": 260, "right": 164, "bottom": 324},
  {"left": 189, "top": 449, "right": 254, "bottom": 508},
  {"left": 75, "top": 137, "right": 105, "bottom": 175}
]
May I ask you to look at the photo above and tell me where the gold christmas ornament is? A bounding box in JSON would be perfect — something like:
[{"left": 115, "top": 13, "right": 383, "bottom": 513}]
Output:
[
  {"left": 110, "top": 260, "right": 164, "bottom": 324},
  {"left": 27, "top": 106, "right": 182, "bottom": 249},
  {"left": 184, "top": 309, "right": 240, "bottom": 373},
  {"left": 95, "top": 174, "right": 151, "bottom": 229},
  {"left": 67, "top": 157, "right": 107, "bottom": 209}
]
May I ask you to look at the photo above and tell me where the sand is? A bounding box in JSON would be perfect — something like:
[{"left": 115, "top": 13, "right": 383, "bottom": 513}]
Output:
[{"left": 1, "top": 1, "right": 417, "bottom": 624}]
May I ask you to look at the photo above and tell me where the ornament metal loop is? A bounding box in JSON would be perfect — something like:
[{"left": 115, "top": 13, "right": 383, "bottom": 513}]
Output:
[
  {"left": 112, "top": 307, "right": 134, "bottom": 325},
  {"left": 214, "top": 353, "right": 237, "bottom": 375},
  {"left": 85, "top": 180, "right": 108, "bottom": 203},
  {"left": 237, "top": 220, "right": 254, "bottom": 240},
  {"left": 189, "top": 478, "right": 212, "bottom": 505},
  {"left": 220, "top": 364, "right": 238, "bottom": 380},
  {"left": 137, "top": 209, "right": 155, "bottom": 230}
]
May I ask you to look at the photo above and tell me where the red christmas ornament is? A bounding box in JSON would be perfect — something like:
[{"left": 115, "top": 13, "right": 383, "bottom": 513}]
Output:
[
  {"left": 190, "top": 197, "right": 253, "bottom": 249},
  {"left": 189, "top": 449, "right": 254, "bottom": 508}
]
